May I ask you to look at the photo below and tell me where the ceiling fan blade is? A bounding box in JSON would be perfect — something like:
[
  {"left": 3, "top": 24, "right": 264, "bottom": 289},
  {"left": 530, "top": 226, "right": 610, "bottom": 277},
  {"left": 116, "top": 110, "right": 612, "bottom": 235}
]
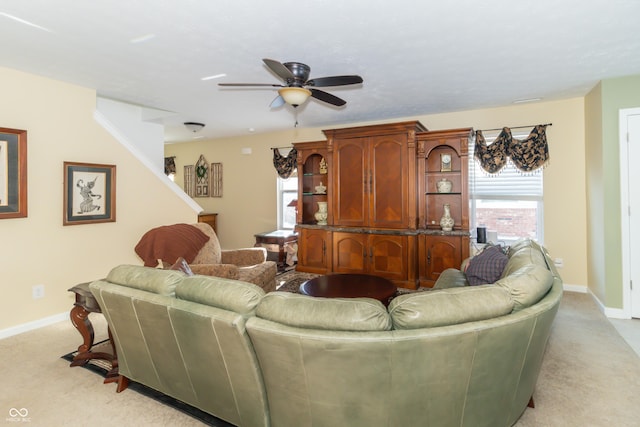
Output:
[
  {"left": 263, "top": 58, "right": 295, "bottom": 81},
  {"left": 310, "top": 88, "right": 346, "bottom": 106},
  {"left": 270, "top": 95, "right": 285, "bottom": 108},
  {"left": 307, "top": 75, "right": 363, "bottom": 87},
  {"left": 218, "top": 83, "right": 283, "bottom": 87}
]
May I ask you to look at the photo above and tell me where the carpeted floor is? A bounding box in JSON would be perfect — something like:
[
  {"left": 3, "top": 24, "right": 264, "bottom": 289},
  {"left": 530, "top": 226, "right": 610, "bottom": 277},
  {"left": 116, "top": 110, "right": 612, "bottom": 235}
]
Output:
[
  {"left": 60, "top": 344, "right": 231, "bottom": 427},
  {"left": 275, "top": 269, "right": 320, "bottom": 293}
]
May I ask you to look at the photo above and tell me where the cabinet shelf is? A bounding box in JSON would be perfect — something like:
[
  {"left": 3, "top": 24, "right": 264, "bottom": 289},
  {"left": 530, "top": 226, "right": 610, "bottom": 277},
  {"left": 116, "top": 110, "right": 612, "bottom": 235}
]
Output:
[
  {"left": 425, "top": 192, "right": 462, "bottom": 195},
  {"left": 426, "top": 170, "right": 461, "bottom": 175}
]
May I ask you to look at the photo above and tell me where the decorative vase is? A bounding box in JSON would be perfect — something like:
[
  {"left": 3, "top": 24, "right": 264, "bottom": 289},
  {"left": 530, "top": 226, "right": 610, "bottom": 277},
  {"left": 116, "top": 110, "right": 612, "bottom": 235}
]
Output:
[
  {"left": 319, "top": 157, "right": 328, "bottom": 174},
  {"left": 436, "top": 178, "right": 452, "bottom": 193},
  {"left": 315, "top": 181, "right": 327, "bottom": 194},
  {"left": 440, "top": 204, "right": 454, "bottom": 231},
  {"left": 314, "top": 201, "right": 328, "bottom": 225}
]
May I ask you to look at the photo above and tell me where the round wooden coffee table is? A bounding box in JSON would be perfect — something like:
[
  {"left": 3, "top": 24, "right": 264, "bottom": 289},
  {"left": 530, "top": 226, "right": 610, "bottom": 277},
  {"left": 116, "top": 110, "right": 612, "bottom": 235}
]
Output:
[{"left": 299, "top": 274, "right": 397, "bottom": 306}]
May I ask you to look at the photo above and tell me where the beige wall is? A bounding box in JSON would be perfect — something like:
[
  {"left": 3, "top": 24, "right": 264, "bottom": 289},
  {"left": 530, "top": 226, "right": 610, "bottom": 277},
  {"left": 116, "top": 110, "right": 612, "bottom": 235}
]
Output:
[
  {"left": 585, "top": 83, "right": 606, "bottom": 302},
  {"left": 0, "top": 67, "right": 197, "bottom": 333},
  {"left": 585, "top": 74, "right": 640, "bottom": 311},
  {"left": 167, "top": 97, "right": 588, "bottom": 288}
]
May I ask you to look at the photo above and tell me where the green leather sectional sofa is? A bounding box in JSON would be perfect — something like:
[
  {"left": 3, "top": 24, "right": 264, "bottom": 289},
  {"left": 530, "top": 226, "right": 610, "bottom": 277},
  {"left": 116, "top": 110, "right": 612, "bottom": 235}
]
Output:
[{"left": 89, "top": 239, "right": 562, "bottom": 427}]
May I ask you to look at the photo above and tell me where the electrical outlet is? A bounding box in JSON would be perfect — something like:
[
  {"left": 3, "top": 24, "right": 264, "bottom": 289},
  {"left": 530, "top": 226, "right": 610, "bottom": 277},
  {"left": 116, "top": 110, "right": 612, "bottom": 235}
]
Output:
[
  {"left": 554, "top": 258, "right": 564, "bottom": 268},
  {"left": 32, "top": 284, "right": 45, "bottom": 299}
]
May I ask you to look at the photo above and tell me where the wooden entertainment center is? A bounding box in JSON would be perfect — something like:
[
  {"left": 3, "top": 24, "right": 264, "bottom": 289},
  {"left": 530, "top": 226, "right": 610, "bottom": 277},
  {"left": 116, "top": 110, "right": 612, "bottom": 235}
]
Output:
[{"left": 293, "top": 121, "right": 471, "bottom": 289}]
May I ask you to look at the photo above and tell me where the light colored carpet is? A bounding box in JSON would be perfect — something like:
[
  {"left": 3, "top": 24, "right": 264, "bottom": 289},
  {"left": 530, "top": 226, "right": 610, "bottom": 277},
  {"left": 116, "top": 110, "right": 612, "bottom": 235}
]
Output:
[
  {"left": 1, "top": 291, "right": 639, "bottom": 426},
  {"left": 514, "top": 292, "right": 640, "bottom": 426}
]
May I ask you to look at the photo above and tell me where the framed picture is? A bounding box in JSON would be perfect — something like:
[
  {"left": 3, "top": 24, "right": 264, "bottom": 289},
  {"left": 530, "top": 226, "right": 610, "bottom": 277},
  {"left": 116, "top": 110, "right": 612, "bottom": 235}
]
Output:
[
  {"left": 63, "top": 161, "right": 116, "bottom": 225},
  {"left": 440, "top": 153, "right": 452, "bottom": 172},
  {"left": 0, "top": 127, "right": 27, "bottom": 219}
]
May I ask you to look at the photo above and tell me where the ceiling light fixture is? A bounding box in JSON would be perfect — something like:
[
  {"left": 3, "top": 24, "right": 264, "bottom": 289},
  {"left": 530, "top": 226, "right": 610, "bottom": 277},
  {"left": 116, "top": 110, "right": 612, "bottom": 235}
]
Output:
[
  {"left": 278, "top": 87, "right": 311, "bottom": 107},
  {"left": 184, "top": 122, "right": 205, "bottom": 132}
]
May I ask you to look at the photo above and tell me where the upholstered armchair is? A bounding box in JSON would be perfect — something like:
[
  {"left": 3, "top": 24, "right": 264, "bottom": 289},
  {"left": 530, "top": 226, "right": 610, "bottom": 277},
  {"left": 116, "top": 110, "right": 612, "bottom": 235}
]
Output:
[{"left": 135, "top": 223, "right": 277, "bottom": 292}]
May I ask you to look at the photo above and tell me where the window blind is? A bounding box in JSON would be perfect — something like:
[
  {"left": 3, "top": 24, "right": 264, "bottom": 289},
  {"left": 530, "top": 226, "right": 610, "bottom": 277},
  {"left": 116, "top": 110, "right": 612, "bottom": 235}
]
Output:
[{"left": 469, "top": 131, "right": 543, "bottom": 200}]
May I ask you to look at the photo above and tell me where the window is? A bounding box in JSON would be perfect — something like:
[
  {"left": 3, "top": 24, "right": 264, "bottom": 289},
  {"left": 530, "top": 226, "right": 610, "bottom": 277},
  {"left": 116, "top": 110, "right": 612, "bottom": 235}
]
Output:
[
  {"left": 277, "top": 169, "right": 298, "bottom": 229},
  {"left": 469, "top": 130, "right": 544, "bottom": 245}
]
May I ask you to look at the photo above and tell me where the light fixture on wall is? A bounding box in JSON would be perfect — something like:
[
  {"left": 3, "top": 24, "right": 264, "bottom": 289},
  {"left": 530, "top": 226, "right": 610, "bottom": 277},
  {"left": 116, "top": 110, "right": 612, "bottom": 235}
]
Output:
[
  {"left": 184, "top": 122, "right": 205, "bottom": 132},
  {"left": 278, "top": 87, "right": 311, "bottom": 107}
]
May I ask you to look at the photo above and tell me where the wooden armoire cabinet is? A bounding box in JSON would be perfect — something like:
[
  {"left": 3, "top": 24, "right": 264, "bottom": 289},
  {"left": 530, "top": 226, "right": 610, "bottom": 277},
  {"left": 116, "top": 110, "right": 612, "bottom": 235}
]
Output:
[
  {"left": 325, "top": 121, "right": 426, "bottom": 229},
  {"left": 294, "top": 121, "right": 471, "bottom": 290},
  {"left": 297, "top": 228, "right": 332, "bottom": 274},
  {"left": 293, "top": 141, "right": 330, "bottom": 226},
  {"left": 417, "top": 128, "right": 473, "bottom": 287},
  {"left": 332, "top": 231, "right": 414, "bottom": 283}
]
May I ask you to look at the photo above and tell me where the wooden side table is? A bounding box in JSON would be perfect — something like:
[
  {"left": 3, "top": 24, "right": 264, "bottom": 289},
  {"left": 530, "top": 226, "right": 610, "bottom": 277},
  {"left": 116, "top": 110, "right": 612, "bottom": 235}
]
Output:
[
  {"left": 254, "top": 230, "right": 298, "bottom": 272},
  {"left": 198, "top": 212, "right": 218, "bottom": 235},
  {"left": 68, "top": 282, "right": 118, "bottom": 383}
]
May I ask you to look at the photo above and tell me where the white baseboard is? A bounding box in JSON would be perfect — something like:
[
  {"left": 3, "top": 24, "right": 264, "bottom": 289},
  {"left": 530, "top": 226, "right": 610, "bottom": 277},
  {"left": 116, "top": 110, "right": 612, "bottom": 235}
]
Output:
[
  {"left": 0, "top": 312, "right": 68, "bottom": 340},
  {"left": 563, "top": 283, "right": 588, "bottom": 293},
  {"left": 561, "top": 284, "right": 632, "bottom": 318},
  {"left": 587, "top": 289, "right": 631, "bottom": 319}
]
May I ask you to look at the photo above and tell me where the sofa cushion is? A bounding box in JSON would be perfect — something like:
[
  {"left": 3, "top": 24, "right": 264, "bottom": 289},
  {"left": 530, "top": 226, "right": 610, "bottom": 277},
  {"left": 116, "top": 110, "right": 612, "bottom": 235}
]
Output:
[
  {"left": 501, "top": 247, "right": 547, "bottom": 279},
  {"left": 389, "top": 286, "right": 514, "bottom": 329},
  {"left": 106, "top": 265, "right": 185, "bottom": 296},
  {"left": 175, "top": 275, "right": 264, "bottom": 315},
  {"left": 495, "top": 264, "right": 553, "bottom": 311},
  {"left": 465, "top": 245, "right": 509, "bottom": 285},
  {"left": 433, "top": 268, "right": 469, "bottom": 289},
  {"left": 255, "top": 292, "right": 392, "bottom": 331}
]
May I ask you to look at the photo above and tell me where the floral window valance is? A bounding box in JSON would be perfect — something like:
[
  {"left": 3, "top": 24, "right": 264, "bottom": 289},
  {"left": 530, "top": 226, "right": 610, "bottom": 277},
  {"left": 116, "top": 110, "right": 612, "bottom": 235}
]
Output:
[
  {"left": 475, "top": 124, "right": 549, "bottom": 174},
  {"left": 273, "top": 147, "right": 297, "bottom": 179}
]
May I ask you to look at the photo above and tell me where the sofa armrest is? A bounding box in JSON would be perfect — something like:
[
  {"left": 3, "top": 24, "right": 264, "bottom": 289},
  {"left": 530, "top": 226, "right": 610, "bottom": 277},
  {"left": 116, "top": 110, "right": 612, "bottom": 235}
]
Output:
[
  {"left": 189, "top": 263, "right": 240, "bottom": 280},
  {"left": 221, "top": 247, "right": 267, "bottom": 266}
]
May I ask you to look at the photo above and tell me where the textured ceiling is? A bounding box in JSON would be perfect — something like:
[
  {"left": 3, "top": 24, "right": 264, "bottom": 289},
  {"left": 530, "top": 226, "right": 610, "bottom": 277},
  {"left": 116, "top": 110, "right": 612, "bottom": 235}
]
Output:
[{"left": 1, "top": 0, "right": 639, "bottom": 143}]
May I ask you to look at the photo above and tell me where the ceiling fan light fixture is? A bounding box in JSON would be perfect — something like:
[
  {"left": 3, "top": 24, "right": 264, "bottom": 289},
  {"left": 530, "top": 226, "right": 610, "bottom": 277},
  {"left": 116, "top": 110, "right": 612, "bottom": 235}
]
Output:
[
  {"left": 278, "top": 87, "right": 311, "bottom": 106},
  {"left": 184, "top": 122, "right": 205, "bottom": 132}
]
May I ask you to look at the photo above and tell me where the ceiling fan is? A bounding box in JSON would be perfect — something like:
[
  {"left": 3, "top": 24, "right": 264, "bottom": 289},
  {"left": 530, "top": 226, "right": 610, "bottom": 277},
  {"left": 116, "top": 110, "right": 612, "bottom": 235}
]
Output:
[{"left": 218, "top": 58, "right": 363, "bottom": 108}]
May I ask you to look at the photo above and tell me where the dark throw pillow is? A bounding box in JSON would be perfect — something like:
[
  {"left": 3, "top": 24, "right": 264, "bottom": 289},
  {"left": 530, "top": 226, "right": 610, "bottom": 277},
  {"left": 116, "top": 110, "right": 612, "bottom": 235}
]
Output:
[{"left": 465, "top": 245, "right": 508, "bottom": 286}]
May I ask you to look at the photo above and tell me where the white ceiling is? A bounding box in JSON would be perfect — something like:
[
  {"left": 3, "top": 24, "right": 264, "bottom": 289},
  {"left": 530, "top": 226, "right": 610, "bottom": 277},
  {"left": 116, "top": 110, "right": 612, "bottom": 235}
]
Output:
[{"left": 1, "top": 0, "right": 639, "bottom": 143}]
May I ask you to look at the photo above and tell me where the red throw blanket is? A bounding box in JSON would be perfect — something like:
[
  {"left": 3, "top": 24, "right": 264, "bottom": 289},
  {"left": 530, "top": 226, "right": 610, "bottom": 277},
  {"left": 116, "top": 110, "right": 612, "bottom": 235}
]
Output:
[{"left": 135, "top": 223, "right": 210, "bottom": 267}]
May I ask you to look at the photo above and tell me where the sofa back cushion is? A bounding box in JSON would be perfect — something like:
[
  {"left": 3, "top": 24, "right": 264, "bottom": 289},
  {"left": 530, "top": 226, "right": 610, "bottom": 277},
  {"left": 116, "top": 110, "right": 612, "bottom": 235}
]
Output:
[
  {"left": 106, "top": 265, "right": 184, "bottom": 296},
  {"left": 495, "top": 264, "right": 553, "bottom": 311},
  {"left": 501, "top": 239, "right": 548, "bottom": 277},
  {"left": 389, "top": 286, "right": 514, "bottom": 329},
  {"left": 175, "top": 275, "right": 264, "bottom": 315},
  {"left": 255, "top": 292, "right": 392, "bottom": 331}
]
